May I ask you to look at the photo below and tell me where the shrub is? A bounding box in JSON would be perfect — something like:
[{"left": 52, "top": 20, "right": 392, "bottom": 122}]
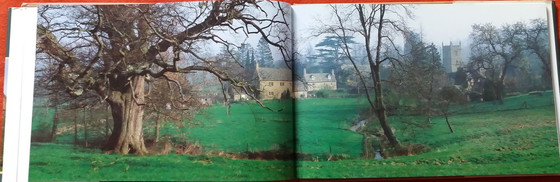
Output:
[
  {"left": 315, "top": 90, "right": 330, "bottom": 98},
  {"left": 31, "top": 122, "right": 52, "bottom": 142}
]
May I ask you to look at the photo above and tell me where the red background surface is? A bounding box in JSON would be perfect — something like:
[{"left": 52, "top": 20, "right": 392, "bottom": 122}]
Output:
[{"left": 0, "top": 0, "right": 559, "bottom": 181}]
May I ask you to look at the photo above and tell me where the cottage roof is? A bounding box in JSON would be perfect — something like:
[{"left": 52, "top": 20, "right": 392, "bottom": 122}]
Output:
[
  {"left": 305, "top": 73, "right": 336, "bottom": 83},
  {"left": 257, "top": 67, "right": 292, "bottom": 81}
]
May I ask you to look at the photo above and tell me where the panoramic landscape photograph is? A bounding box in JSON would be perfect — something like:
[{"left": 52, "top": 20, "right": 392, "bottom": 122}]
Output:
[
  {"left": 28, "top": 0, "right": 559, "bottom": 181},
  {"left": 31, "top": 1, "right": 295, "bottom": 181},
  {"left": 293, "top": 2, "right": 560, "bottom": 179}
]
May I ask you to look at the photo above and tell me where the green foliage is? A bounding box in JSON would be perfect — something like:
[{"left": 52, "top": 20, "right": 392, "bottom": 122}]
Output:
[
  {"left": 388, "top": 34, "right": 446, "bottom": 116},
  {"left": 256, "top": 37, "right": 274, "bottom": 67},
  {"left": 308, "top": 35, "right": 357, "bottom": 87},
  {"left": 439, "top": 86, "right": 468, "bottom": 105},
  {"left": 310, "top": 89, "right": 354, "bottom": 99},
  {"left": 31, "top": 120, "right": 53, "bottom": 142},
  {"left": 236, "top": 43, "right": 255, "bottom": 68},
  {"left": 314, "top": 90, "right": 330, "bottom": 98}
]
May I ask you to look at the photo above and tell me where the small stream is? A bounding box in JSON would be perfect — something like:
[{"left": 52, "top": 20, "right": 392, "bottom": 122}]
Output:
[
  {"left": 349, "top": 119, "right": 385, "bottom": 160},
  {"left": 349, "top": 120, "right": 367, "bottom": 132},
  {"left": 374, "top": 149, "right": 383, "bottom": 160}
]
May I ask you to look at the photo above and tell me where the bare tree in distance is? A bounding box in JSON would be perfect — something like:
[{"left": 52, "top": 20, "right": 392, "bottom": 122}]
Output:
[
  {"left": 318, "top": 4, "right": 414, "bottom": 147},
  {"left": 36, "top": 1, "right": 292, "bottom": 155},
  {"left": 33, "top": 57, "right": 103, "bottom": 143},
  {"left": 522, "top": 18, "right": 551, "bottom": 89},
  {"left": 145, "top": 72, "right": 203, "bottom": 146},
  {"left": 389, "top": 35, "right": 446, "bottom": 123},
  {"left": 469, "top": 22, "right": 526, "bottom": 104},
  {"left": 438, "top": 86, "right": 468, "bottom": 133}
]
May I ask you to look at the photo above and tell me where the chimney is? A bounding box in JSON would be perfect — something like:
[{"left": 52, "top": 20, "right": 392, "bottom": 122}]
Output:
[
  {"left": 331, "top": 69, "right": 335, "bottom": 76},
  {"left": 303, "top": 68, "right": 307, "bottom": 75}
]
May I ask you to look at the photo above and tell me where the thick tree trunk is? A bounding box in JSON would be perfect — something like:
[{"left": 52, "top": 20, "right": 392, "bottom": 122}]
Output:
[
  {"left": 496, "top": 63, "right": 508, "bottom": 105},
  {"left": 354, "top": 4, "right": 399, "bottom": 148},
  {"left": 372, "top": 5, "right": 399, "bottom": 147},
  {"left": 374, "top": 96, "right": 400, "bottom": 147},
  {"left": 373, "top": 65, "right": 399, "bottom": 147},
  {"left": 104, "top": 76, "right": 148, "bottom": 155},
  {"left": 495, "top": 81, "right": 505, "bottom": 105}
]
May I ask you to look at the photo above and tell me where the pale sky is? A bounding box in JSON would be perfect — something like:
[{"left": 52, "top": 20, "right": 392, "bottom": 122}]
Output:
[{"left": 293, "top": 2, "right": 550, "bottom": 58}]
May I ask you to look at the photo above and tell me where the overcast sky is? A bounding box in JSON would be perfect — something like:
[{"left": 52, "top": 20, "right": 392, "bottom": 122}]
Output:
[{"left": 293, "top": 1, "right": 551, "bottom": 58}]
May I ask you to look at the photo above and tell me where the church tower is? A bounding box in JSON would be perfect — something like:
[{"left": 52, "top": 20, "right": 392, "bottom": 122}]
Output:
[{"left": 442, "top": 42, "right": 462, "bottom": 73}]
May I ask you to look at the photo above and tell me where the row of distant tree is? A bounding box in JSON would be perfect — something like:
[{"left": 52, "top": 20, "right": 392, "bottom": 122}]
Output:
[
  {"left": 298, "top": 18, "right": 549, "bottom": 105},
  {"left": 235, "top": 37, "right": 275, "bottom": 68}
]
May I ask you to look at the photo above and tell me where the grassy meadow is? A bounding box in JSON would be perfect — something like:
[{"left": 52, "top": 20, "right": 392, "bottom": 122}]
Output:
[
  {"left": 186, "top": 101, "right": 294, "bottom": 153},
  {"left": 29, "top": 143, "right": 294, "bottom": 181},
  {"left": 297, "top": 92, "right": 560, "bottom": 178},
  {"left": 29, "top": 100, "right": 295, "bottom": 181},
  {"left": 295, "top": 98, "right": 367, "bottom": 158},
  {"left": 28, "top": 92, "right": 560, "bottom": 180}
]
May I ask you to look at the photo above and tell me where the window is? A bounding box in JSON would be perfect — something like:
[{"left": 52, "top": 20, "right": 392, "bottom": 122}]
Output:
[
  {"left": 269, "top": 92, "right": 274, "bottom": 95},
  {"left": 269, "top": 82, "right": 274, "bottom": 86},
  {"left": 280, "top": 82, "right": 285, "bottom": 86}
]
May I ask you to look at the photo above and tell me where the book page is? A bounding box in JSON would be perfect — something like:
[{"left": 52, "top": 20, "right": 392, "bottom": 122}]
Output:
[
  {"left": 2, "top": 7, "right": 38, "bottom": 182},
  {"left": 293, "top": 1, "right": 560, "bottom": 179},
  {"left": 24, "top": 1, "right": 295, "bottom": 181}
]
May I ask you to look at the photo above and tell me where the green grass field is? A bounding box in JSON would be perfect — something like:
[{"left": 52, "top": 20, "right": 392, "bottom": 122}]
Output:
[
  {"left": 29, "top": 100, "right": 295, "bottom": 181},
  {"left": 185, "top": 101, "right": 294, "bottom": 152},
  {"left": 297, "top": 92, "right": 560, "bottom": 178},
  {"left": 30, "top": 101, "right": 294, "bottom": 181},
  {"left": 28, "top": 92, "right": 560, "bottom": 180},
  {"left": 29, "top": 143, "right": 294, "bottom": 181},
  {"left": 295, "top": 98, "right": 368, "bottom": 158}
]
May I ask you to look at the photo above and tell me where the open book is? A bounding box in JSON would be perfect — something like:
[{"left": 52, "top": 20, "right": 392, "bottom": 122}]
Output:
[{"left": 3, "top": 0, "right": 560, "bottom": 181}]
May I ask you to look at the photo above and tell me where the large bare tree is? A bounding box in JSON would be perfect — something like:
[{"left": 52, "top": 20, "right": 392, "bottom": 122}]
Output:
[
  {"left": 36, "top": 1, "right": 292, "bottom": 155},
  {"left": 320, "top": 4, "right": 412, "bottom": 147}
]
